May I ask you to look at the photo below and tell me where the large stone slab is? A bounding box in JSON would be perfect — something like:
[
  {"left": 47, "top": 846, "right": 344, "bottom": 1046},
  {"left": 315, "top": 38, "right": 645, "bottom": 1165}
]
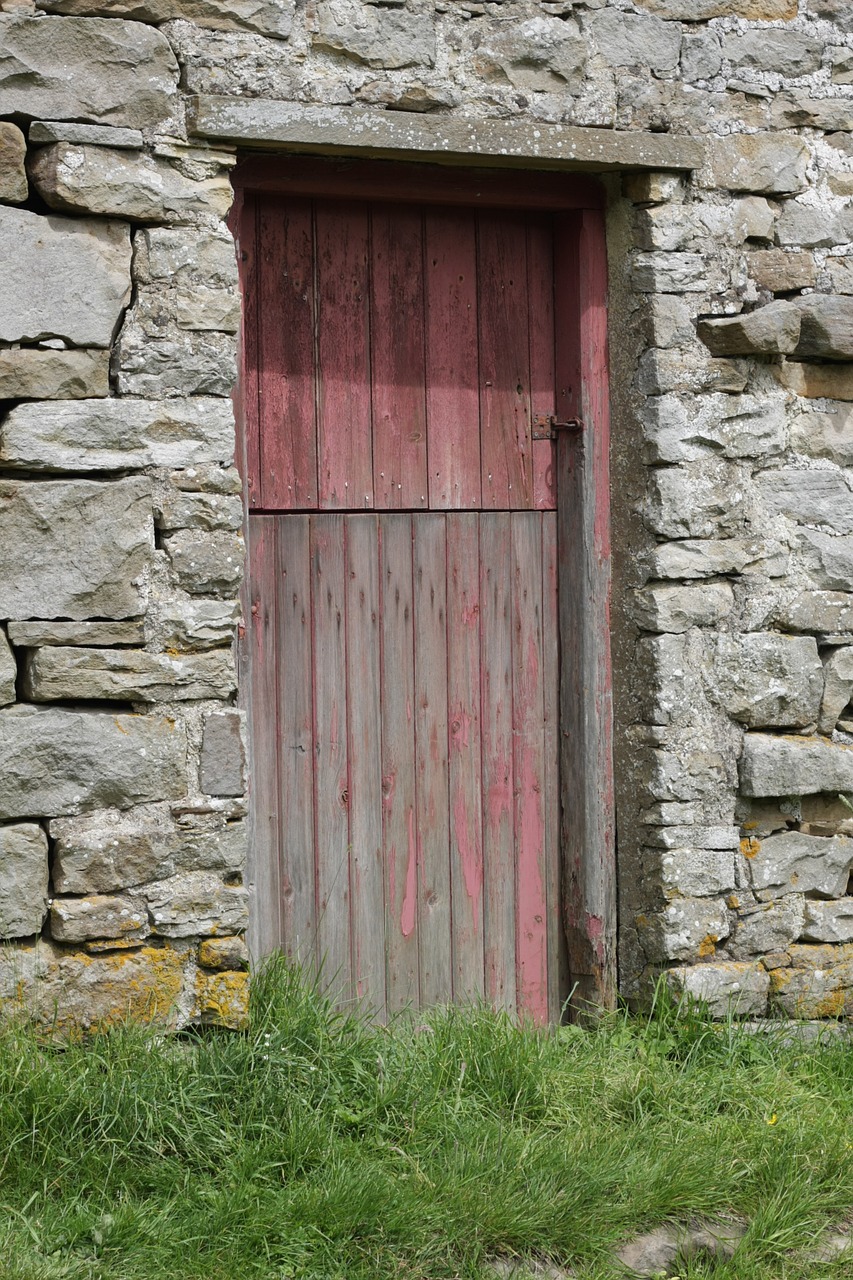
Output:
[
  {"left": 665, "top": 961, "right": 769, "bottom": 1017},
  {"left": 801, "top": 899, "right": 853, "bottom": 944},
  {"left": 0, "top": 207, "right": 130, "bottom": 347},
  {"left": 50, "top": 893, "right": 147, "bottom": 943},
  {"left": 776, "top": 202, "right": 853, "bottom": 249},
  {"left": 135, "top": 226, "right": 238, "bottom": 289},
  {"left": 474, "top": 16, "right": 586, "bottom": 93},
  {"left": 151, "top": 598, "right": 240, "bottom": 652},
  {"left": 1, "top": 398, "right": 235, "bottom": 472},
  {"left": 0, "top": 823, "right": 48, "bottom": 938},
  {"left": 23, "top": 646, "right": 236, "bottom": 703},
  {"left": 798, "top": 528, "right": 853, "bottom": 592},
  {"left": 164, "top": 530, "right": 243, "bottom": 596},
  {"left": 28, "top": 144, "right": 232, "bottom": 224},
  {"left": 721, "top": 29, "right": 821, "bottom": 77},
  {"left": 638, "top": 896, "right": 730, "bottom": 963},
  {"left": 741, "top": 733, "right": 853, "bottom": 798},
  {"left": 757, "top": 468, "right": 853, "bottom": 535},
  {"left": 36, "top": 0, "right": 294, "bottom": 39},
  {"left": 145, "top": 871, "right": 248, "bottom": 937},
  {"left": 710, "top": 634, "right": 822, "bottom": 728},
  {"left": 747, "top": 830, "right": 853, "bottom": 900},
  {"left": 729, "top": 895, "right": 805, "bottom": 957},
  {"left": 0, "top": 16, "right": 177, "bottom": 128},
  {"left": 748, "top": 249, "right": 815, "bottom": 294},
  {"left": 313, "top": 0, "right": 435, "bottom": 68},
  {"left": 0, "top": 349, "right": 109, "bottom": 400},
  {"left": 636, "top": 0, "right": 794, "bottom": 16},
  {"left": 0, "top": 477, "right": 151, "bottom": 621},
  {"left": 589, "top": 8, "right": 681, "bottom": 71},
  {"left": 770, "top": 943, "right": 853, "bottom": 1018},
  {"left": 641, "top": 393, "right": 786, "bottom": 465},
  {"left": 775, "top": 362, "right": 853, "bottom": 402},
  {"left": 30, "top": 120, "right": 144, "bottom": 149},
  {"left": 778, "top": 591, "right": 853, "bottom": 635},
  {"left": 0, "top": 705, "right": 187, "bottom": 820},
  {"left": 633, "top": 583, "right": 734, "bottom": 633},
  {"left": 8, "top": 621, "right": 145, "bottom": 647},
  {"left": 703, "top": 135, "right": 809, "bottom": 195},
  {"left": 794, "top": 296, "right": 853, "bottom": 362},
  {"left": 697, "top": 302, "right": 801, "bottom": 357},
  {"left": 200, "top": 711, "right": 245, "bottom": 797},
  {"left": 818, "top": 646, "right": 853, "bottom": 735},
  {"left": 0, "top": 121, "right": 26, "bottom": 203}
]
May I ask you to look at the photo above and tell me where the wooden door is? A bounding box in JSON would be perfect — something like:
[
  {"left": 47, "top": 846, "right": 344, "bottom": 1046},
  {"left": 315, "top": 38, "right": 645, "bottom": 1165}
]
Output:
[{"left": 238, "top": 171, "right": 611, "bottom": 1021}]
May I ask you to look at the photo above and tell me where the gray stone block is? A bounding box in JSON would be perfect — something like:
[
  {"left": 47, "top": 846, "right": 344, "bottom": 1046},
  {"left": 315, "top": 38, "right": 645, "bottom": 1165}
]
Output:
[
  {"left": 650, "top": 538, "right": 785, "bottom": 580},
  {"left": 818, "top": 646, "right": 853, "bottom": 735},
  {"left": 175, "top": 287, "right": 241, "bottom": 333},
  {"left": 135, "top": 226, "right": 238, "bottom": 289},
  {"left": 474, "top": 16, "right": 586, "bottom": 93},
  {"left": 114, "top": 319, "right": 237, "bottom": 398},
  {"left": 28, "top": 144, "right": 233, "bottom": 224},
  {"left": 0, "top": 823, "right": 48, "bottom": 938},
  {"left": 635, "top": 0, "right": 794, "bottom": 15},
  {"left": 652, "top": 847, "right": 737, "bottom": 897},
  {"left": 0, "top": 121, "right": 26, "bottom": 203},
  {"left": 666, "top": 960, "right": 770, "bottom": 1017},
  {"left": 313, "top": 0, "right": 435, "bottom": 68},
  {"left": 757, "top": 468, "right": 853, "bottom": 536},
  {"left": 1, "top": 398, "right": 235, "bottom": 472},
  {"left": 152, "top": 599, "right": 240, "bottom": 651},
  {"left": 778, "top": 591, "right": 853, "bottom": 635},
  {"left": 801, "top": 898, "right": 853, "bottom": 944},
  {"left": 791, "top": 403, "right": 853, "bottom": 467},
  {"left": 0, "top": 477, "right": 151, "bottom": 621},
  {"left": 7, "top": 621, "right": 145, "bottom": 647},
  {"left": 777, "top": 202, "right": 853, "bottom": 249},
  {"left": 0, "top": 706, "right": 187, "bottom": 820},
  {"left": 747, "top": 830, "right": 853, "bottom": 899},
  {"left": 164, "top": 530, "right": 243, "bottom": 597},
  {"left": 642, "top": 393, "right": 787, "bottom": 465},
  {"left": 145, "top": 871, "right": 248, "bottom": 938},
  {"left": 775, "top": 362, "right": 853, "bottom": 402},
  {"left": 0, "top": 629, "right": 16, "bottom": 707},
  {"left": 50, "top": 893, "right": 147, "bottom": 943},
  {"left": 638, "top": 895, "right": 730, "bottom": 962},
  {"left": 798, "top": 528, "right": 853, "bottom": 593},
  {"left": 155, "top": 491, "right": 243, "bottom": 533},
  {"left": 0, "top": 207, "right": 130, "bottom": 347},
  {"left": 644, "top": 463, "right": 742, "bottom": 539},
  {"left": 0, "top": 16, "right": 178, "bottom": 128},
  {"left": 633, "top": 583, "right": 734, "bottom": 633},
  {"left": 22, "top": 647, "right": 236, "bottom": 703},
  {"left": 794, "top": 296, "right": 853, "bottom": 362},
  {"left": 36, "top": 0, "right": 294, "bottom": 39},
  {"left": 704, "top": 134, "right": 808, "bottom": 195},
  {"left": 741, "top": 733, "right": 853, "bottom": 798},
  {"left": 729, "top": 894, "right": 805, "bottom": 958},
  {"left": 200, "top": 711, "right": 245, "bottom": 797},
  {"left": 681, "top": 31, "right": 722, "bottom": 81},
  {"left": 770, "top": 943, "right": 853, "bottom": 1018},
  {"left": 29, "top": 120, "right": 144, "bottom": 149},
  {"left": 588, "top": 8, "right": 681, "bottom": 71},
  {"left": 711, "top": 634, "right": 822, "bottom": 729},
  {"left": 632, "top": 252, "right": 708, "bottom": 293},
  {"left": 697, "top": 302, "right": 801, "bottom": 357},
  {"left": 0, "top": 349, "right": 109, "bottom": 400},
  {"left": 748, "top": 249, "right": 815, "bottom": 293},
  {"left": 722, "top": 29, "right": 821, "bottom": 76}
]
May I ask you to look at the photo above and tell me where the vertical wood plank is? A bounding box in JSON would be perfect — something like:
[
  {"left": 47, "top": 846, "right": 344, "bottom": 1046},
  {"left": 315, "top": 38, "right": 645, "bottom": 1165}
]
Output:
[
  {"left": 246, "top": 517, "right": 281, "bottom": 958},
  {"left": 240, "top": 194, "right": 262, "bottom": 509},
  {"left": 311, "top": 513, "right": 352, "bottom": 1001},
  {"left": 555, "top": 209, "right": 616, "bottom": 1016},
  {"left": 380, "top": 513, "right": 420, "bottom": 1012},
  {"left": 316, "top": 204, "right": 374, "bottom": 510},
  {"left": 345, "top": 514, "right": 386, "bottom": 1017},
  {"left": 371, "top": 206, "right": 428, "bottom": 508},
  {"left": 541, "top": 509, "right": 567, "bottom": 1022},
  {"left": 276, "top": 515, "right": 317, "bottom": 970},
  {"left": 424, "top": 211, "right": 481, "bottom": 510},
  {"left": 480, "top": 512, "right": 515, "bottom": 1012},
  {"left": 446, "top": 513, "right": 484, "bottom": 1004},
  {"left": 413, "top": 515, "right": 452, "bottom": 1004},
  {"left": 511, "top": 512, "right": 548, "bottom": 1024},
  {"left": 478, "top": 214, "right": 533, "bottom": 511},
  {"left": 527, "top": 215, "right": 557, "bottom": 512},
  {"left": 257, "top": 196, "right": 318, "bottom": 510}
]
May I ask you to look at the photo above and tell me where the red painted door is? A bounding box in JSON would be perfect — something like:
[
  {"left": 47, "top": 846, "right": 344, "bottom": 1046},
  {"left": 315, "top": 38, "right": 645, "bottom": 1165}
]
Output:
[{"left": 242, "top": 190, "right": 571, "bottom": 1022}]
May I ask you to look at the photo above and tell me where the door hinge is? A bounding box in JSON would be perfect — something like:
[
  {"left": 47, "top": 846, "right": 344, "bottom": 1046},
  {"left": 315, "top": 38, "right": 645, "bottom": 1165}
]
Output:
[{"left": 532, "top": 413, "right": 584, "bottom": 441}]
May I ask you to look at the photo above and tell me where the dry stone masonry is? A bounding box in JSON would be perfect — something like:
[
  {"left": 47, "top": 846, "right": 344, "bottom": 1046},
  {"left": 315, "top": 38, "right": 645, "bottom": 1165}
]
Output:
[{"left": 0, "top": 0, "right": 852, "bottom": 1027}]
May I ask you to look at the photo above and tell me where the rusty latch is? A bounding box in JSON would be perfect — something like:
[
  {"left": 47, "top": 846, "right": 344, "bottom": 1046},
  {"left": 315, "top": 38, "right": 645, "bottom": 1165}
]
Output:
[{"left": 532, "top": 413, "right": 584, "bottom": 441}]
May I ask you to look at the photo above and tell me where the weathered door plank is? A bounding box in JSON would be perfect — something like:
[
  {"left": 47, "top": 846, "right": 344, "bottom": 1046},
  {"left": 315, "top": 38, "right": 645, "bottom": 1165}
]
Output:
[
  {"left": 541, "top": 510, "right": 568, "bottom": 1022},
  {"left": 527, "top": 216, "right": 557, "bottom": 512}
]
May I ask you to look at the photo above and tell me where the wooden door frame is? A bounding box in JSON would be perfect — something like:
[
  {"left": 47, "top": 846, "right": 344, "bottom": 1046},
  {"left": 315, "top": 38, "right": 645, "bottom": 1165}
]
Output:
[{"left": 230, "top": 156, "right": 615, "bottom": 1015}]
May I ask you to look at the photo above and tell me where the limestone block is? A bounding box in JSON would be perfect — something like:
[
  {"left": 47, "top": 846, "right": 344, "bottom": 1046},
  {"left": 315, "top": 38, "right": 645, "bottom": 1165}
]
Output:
[
  {"left": 1, "top": 398, "right": 235, "bottom": 472},
  {"left": 0, "top": 207, "right": 130, "bottom": 347},
  {"left": 794, "top": 297, "right": 853, "bottom": 362},
  {"left": 636, "top": 349, "right": 747, "bottom": 397},
  {"left": 729, "top": 895, "right": 805, "bottom": 958},
  {"left": 23, "top": 646, "right": 236, "bottom": 703},
  {"left": 635, "top": 0, "right": 793, "bottom": 15},
  {"left": 772, "top": 93, "right": 853, "bottom": 134},
  {"left": 647, "top": 825, "right": 741, "bottom": 851},
  {"left": 697, "top": 302, "right": 801, "bottom": 357},
  {"left": 29, "top": 120, "right": 144, "bottom": 148},
  {"left": 0, "top": 477, "right": 151, "bottom": 621},
  {"left": 791, "top": 403, "right": 853, "bottom": 466},
  {"left": 168, "top": 465, "right": 242, "bottom": 496},
  {"left": 0, "top": 349, "right": 109, "bottom": 400},
  {"left": 809, "top": 0, "right": 853, "bottom": 29},
  {"left": 135, "top": 226, "right": 237, "bottom": 289},
  {"left": 704, "top": 135, "right": 808, "bottom": 196},
  {"left": 145, "top": 871, "right": 248, "bottom": 937},
  {"left": 634, "top": 632, "right": 705, "bottom": 725},
  {"left": 642, "top": 394, "right": 787, "bottom": 464},
  {"left": 633, "top": 583, "right": 734, "bottom": 633},
  {"left": 819, "top": 647, "right": 853, "bottom": 735},
  {"left": 748, "top": 250, "right": 815, "bottom": 294},
  {"left": 152, "top": 598, "right": 240, "bottom": 651},
  {"left": 51, "top": 804, "right": 246, "bottom": 893},
  {"left": 775, "top": 363, "right": 853, "bottom": 402},
  {"left": 709, "top": 634, "right": 822, "bottom": 729},
  {"left": 0, "top": 16, "right": 178, "bottom": 128},
  {"left": 801, "top": 898, "right": 853, "bottom": 943},
  {"left": 200, "top": 711, "right": 245, "bottom": 797},
  {"left": 0, "top": 121, "right": 26, "bottom": 203},
  {"left": 643, "top": 463, "right": 742, "bottom": 539},
  {"left": 588, "top": 8, "right": 681, "bottom": 71},
  {"left": 175, "top": 287, "right": 241, "bottom": 333},
  {"left": 36, "top": 0, "right": 294, "bottom": 39},
  {"left": 0, "top": 824, "right": 48, "bottom": 937},
  {"left": 50, "top": 893, "right": 147, "bottom": 943},
  {"left": 650, "top": 538, "right": 786, "bottom": 580},
  {"left": 798, "top": 528, "right": 853, "bottom": 592},
  {"left": 654, "top": 848, "right": 737, "bottom": 897},
  {"left": 647, "top": 744, "right": 730, "bottom": 804},
  {"left": 666, "top": 960, "right": 770, "bottom": 1017},
  {"left": 114, "top": 320, "right": 236, "bottom": 398},
  {"left": 830, "top": 48, "right": 853, "bottom": 84},
  {"left": 741, "top": 733, "right": 853, "bottom": 798},
  {"left": 642, "top": 295, "right": 695, "bottom": 350},
  {"left": 621, "top": 172, "right": 682, "bottom": 205},
  {"left": 638, "top": 896, "right": 730, "bottom": 963},
  {"left": 8, "top": 620, "right": 145, "bottom": 647},
  {"left": 0, "top": 705, "right": 186, "bottom": 820},
  {"left": 777, "top": 202, "right": 853, "bottom": 249},
  {"left": 770, "top": 943, "right": 853, "bottom": 1018},
  {"left": 28, "top": 144, "right": 232, "bottom": 224},
  {"left": 829, "top": 174, "right": 853, "bottom": 199},
  {"left": 164, "top": 530, "right": 243, "bottom": 596},
  {"left": 721, "top": 30, "right": 821, "bottom": 77},
  {"left": 632, "top": 252, "right": 707, "bottom": 292},
  {"left": 198, "top": 935, "right": 248, "bottom": 970},
  {"left": 731, "top": 197, "right": 775, "bottom": 243},
  {"left": 474, "top": 16, "right": 586, "bottom": 93},
  {"left": 681, "top": 31, "right": 721, "bottom": 82},
  {"left": 757, "top": 468, "right": 853, "bottom": 535},
  {"left": 155, "top": 490, "right": 243, "bottom": 532},
  {"left": 748, "top": 831, "right": 853, "bottom": 901},
  {"left": 194, "top": 966, "right": 249, "bottom": 1028},
  {"left": 313, "top": 0, "right": 435, "bottom": 68},
  {"left": 828, "top": 259, "right": 853, "bottom": 296},
  {"left": 0, "top": 628, "right": 15, "bottom": 706},
  {"left": 778, "top": 591, "right": 853, "bottom": 635}
]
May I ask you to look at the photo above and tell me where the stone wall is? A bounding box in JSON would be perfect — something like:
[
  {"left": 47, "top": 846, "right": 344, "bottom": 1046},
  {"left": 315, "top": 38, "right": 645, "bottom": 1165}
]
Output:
[{"left": 0, "top": 0, "right": 852, "bottom": 1024}]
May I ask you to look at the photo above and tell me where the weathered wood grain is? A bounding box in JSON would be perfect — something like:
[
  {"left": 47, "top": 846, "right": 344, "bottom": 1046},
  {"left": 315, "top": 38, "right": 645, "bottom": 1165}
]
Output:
[{"left": 527, "top": 216, "right": 557, "bottom": 511}]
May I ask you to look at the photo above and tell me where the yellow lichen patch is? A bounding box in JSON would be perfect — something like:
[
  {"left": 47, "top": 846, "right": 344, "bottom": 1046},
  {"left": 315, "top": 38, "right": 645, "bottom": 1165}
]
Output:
[
  {"left": 813, "top": 990, "right": 846, "bottom": 1019},
  {"left": 727, "top": 894, "right": 740, "bottom": 910},
  {"left": 36, "top": 945, "right": 190, "bottom": 1039},
  {"left": 740, "top": 837, "right": 760, "bottom": 859},
  {"left": 743, "top": 820, "right": 758, "bottom": 832},
  {"left": 698, "top": 934, "right": 719, "bottom": 957},
  {"left": 195, "top": 969, "right": 249, "bottom": 1030}
]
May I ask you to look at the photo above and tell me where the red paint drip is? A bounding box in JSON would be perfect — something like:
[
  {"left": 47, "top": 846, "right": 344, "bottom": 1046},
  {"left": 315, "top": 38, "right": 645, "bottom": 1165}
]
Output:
[{"left": 453, "top": 791, "right": 483, "bottom": 932}]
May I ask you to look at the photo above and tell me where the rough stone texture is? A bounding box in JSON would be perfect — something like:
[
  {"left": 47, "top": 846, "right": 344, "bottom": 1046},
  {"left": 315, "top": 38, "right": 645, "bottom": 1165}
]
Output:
[
  {"left": 642, "top": 394, "right": 786, "bottom": 465},
  {"left": 748, "top": 250, "right": 815, "bottom": 294},
  {"left": 8, "top": 621, "right": 145, "bottom": 647},
  {"left": 164, "top": 530, "right": 244, "bottom": 596},
  {"left": 728, "top": 895, "right": 805, "bottom": 958},
  {"left": 633, "top": 583, "right": 734, "bottom": 633},
  {"left": 151, "top": 598, "right": 240, "bottom": 651},
  {"left": 643, "top": 464, "right": 742, "bottom": 539},
  {"left": 51, "top": 804, "right": 246, "bottom": 893},
  {"left": 0, "top": 16, "right": 178, "bottom": 128},
  {"left": 741, "top": 735, "right": 853, "bottom": 798},
  {"left": 0, "top": 121, "right": 27, "bottom": 203},
  {"left": 0, "top": 823, "right": 48, "bottom": 938},
  {"left": 50, "top": 893, "right": 147, "bottom": 943},
  {"left": 791, "top": 403, "right": 853, "bottom": 466},
  {"left": 0, "top": 207, "right": 130, "bottom": 347},
  {"left": 29, "top": 120, "right": 144, "bottom": 149},
  {"left": 0, "top": 629, "right": 16, "bottom": 707},
  {"left": 0, "top": 478, "right": 151, "bottom": 621},
  {"left": 801, "top": 899, "right": 853, "bottom": 944},
  {"left": 651, "top": 848, "right": 736, "bottom": 898},
  {"left": 819, "top": 647, "right": 853, "bottom": 735},
  {"left": 635, "top": 0, "right": 794, "bottom": 16},
  {"left": 198, "top": 935, "right": 248, "bottom": 969},
  {"left": 200, "top": 711, "right": 245, "bottom": 797},
  {"left": 779, "top": 592, "right": 853, "bottom": 636},
  {"left": 145, "top": 871, "right": 248, "bottom": 937},
  {"left": 777, "top": 203, "right": 853, "bottom": 250},
  {"left": 721, "top": 30, "right": 821, "bottom": 77},
  {"left": 770, "top": 943, "right": 853, "bottom": 1018},
  {"left": 638, "top": 896, "right": 730, "bottom": 963},
  {"left": 697, "top": 303, "right": 801, "bottom": 357},
  {"left": 155, "top": 489, "right": 243, "bottom": 532},
  {"left": 1, "top": 398, "right": 234, "bottom": 471},
  {"left": 36, "top": 0, "right": 295, "bottom": 39},
  {"left": 23, "top": 646, "right": 236, "bottom": 703},
  {"left": 0, "top": 706, "right": 186, "bottom": 820},
  {"left": 665, "top": 961, "right": 770, "bottom": 1017},
  {"left": 709, "top": 634, "right": 822, "bottom": 728},
  {"left": 758, "top": 468, "right": 853, "bottom": 535},
  {"left": 28, "top": 144, "right": 232, "bottom": 223},
  {"left": 776, "top": 362, "right": 853, "bottom": 402},
  {"left": 616, "top": 1220, "right": 746, "bottom": 1277},
  {"left": 704, "top": 135, "right": 809, "bottom": 195},
  {"left": 794, "top": 296, "right": 853, "bottom": 362},
  {"left": 589, "top": 9, "right": 681, "bottom": 72},
  {"left": 747, "top": 831, "right": 853, "bottom": 901},
  {"left": 474, "top": 17, "right": 586, "bottom": 94},
  {"left": 313, "top": 0, "right": 435, "bottom": 69},
  {"left": 134, "top": 225, "right": 238, "bottom": 289},
  {"left": 114, "top": 313, "right": 236, "bottom": 398},
  {"left": 0, "top": 348, "right": 109, "bottom": 399}
]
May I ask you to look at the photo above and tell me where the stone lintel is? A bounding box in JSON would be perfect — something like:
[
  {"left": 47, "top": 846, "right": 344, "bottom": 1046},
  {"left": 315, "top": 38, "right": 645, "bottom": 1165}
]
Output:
[{"left": 187, "top": 97, "right": 704, "bottom": 175}]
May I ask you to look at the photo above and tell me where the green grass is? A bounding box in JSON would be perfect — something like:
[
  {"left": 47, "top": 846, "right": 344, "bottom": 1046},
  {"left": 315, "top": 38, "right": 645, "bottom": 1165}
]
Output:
[{"left": 0, "top": 958, "right": 851, "bottom": 1280}]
